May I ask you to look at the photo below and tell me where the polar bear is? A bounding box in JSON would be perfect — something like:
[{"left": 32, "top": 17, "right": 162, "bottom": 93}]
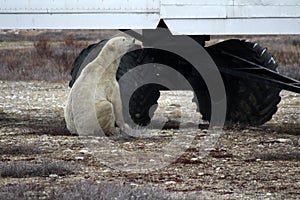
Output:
[{"left": 64, "top": 36, "right": 135, "bottom": 136}]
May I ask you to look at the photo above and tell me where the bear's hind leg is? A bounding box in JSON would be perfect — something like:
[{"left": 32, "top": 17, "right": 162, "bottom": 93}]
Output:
[{"left": 95, "top": 100, "right": 115, "bottom": 135}]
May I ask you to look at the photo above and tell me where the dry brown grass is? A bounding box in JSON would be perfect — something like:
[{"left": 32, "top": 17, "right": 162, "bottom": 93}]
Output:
[
  {"left": 0, "top": 181, "right": 198, "bottom": 200},
  {"left": 0, "top": 35, "right": 88, "bottom": 81},
  {"left": 0, "top": 144, "right": 43, "bottom": 155},
  {"left": 273, "top": 45, "right": 300, "bottom": 80},
  {"left": 0, "top": 160, "right": 78, "bottom": 178},
  {"left": 255, "top": 152, "right": 300, "bottom": 161},
  {"left": 0, "top": 32, "right": 299, "bottom": 82}
]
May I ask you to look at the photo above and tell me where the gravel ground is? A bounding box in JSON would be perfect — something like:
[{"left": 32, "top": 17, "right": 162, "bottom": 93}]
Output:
[{"left": 0, "top": 80, "right": 300, "bottom": 199}]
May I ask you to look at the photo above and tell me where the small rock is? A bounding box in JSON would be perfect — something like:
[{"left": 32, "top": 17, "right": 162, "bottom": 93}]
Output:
[
  {"left": 165, "top": 181, "right": 176, "bottom": 185},
  {"left": 79, "top": 149, "right": 91, "bottom": 154},
  {"left": 63, "top": 149, "right": 73, "bottom": 153},
  {"left": 146, "top": 143, "right": 155, "bottom": 146},
  {"left": 242, "top": 130, "right": 250, "bottom": 134},
  {"left": 198, "top": 172, "right": 205, "bottom": 176},
  {"left": 276, "top": 138, "right": 290, "bottom": 143},
  {"left": 249, "top": 127, "right": 262, "bottom": 131},
  {"left": 49, "top": 174, "right": 59, "bottom": 178},
  {"left": 220, "top": 174, "right": 226, "bottom": 179},
  {"left": 75, "top": 156, "right": 84, "bottom": 160}
]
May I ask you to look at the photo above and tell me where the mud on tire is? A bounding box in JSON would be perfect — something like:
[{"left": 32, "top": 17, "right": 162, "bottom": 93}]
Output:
[{"left": 201, "top": 39, "right": 282, "bottom": 126}]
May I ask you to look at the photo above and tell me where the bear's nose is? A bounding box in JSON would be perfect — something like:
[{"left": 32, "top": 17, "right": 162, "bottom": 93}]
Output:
[{"left": 132, "top": 38, "right": 135, "bottom": 43}]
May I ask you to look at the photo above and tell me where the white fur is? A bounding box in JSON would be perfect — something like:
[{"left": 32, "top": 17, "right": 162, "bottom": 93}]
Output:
[{"left": 64, "top": 36, "right": 135, "bottom": 135}]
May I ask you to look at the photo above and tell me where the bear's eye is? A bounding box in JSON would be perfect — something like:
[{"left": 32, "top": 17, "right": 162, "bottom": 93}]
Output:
[{"left": 123, "top": 38, "right": 125, "bottom": 42}]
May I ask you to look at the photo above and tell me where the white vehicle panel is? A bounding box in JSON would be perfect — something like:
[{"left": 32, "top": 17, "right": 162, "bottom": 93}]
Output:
[
  {"left": 0, "top": 0, "right": 299, "bottom": 35},
  {"left": 161, "top": 0, "right": 300, "bottom": 34},
  {"left": 0, "top": 0, "right": 160, "bottom": 13},
  {"left": 165, "top": 18, "right": 300, "bottom": 35}
]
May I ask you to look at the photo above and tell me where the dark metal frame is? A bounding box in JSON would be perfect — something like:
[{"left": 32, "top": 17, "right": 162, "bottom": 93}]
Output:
[
  {"left": 219, "top": 51, "right": 300, "bottom": 94},
  {"left": 123, "top": 29, "right": 300, "bottom": 94}
]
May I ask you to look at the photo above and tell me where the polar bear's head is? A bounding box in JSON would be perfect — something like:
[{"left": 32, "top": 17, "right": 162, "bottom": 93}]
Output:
[
  {"left": 105, "top": 36, "right": 135, "bottom": 57},
  {"left": 95, "top": 36, "right": 135, "bottom": 71}
]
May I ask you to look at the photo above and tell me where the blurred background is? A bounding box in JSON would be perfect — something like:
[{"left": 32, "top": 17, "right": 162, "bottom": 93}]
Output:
[{"left": 0, "top": 30, "right": 299, "bottom": 82}]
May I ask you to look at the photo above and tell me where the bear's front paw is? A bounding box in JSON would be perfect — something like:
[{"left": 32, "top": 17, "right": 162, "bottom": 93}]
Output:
[{"left": 120, "top": 123, "right": 130, "bottom": 132}]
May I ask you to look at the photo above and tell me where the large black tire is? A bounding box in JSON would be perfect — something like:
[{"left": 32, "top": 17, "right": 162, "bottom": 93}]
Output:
[
  {"left": 69, "top": 41, "right": 164, "bottom": 126},
  {"left": 69, "top": 40, "right": 107, "bottom": 87},
  {"left": 199, "top": 39, "right": 282, "bottom": 126},
  {"left": 117, "top": 48, "right": 164, "bottom": 126}
]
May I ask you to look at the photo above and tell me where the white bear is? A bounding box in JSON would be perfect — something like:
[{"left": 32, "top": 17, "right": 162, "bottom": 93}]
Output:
[{"left": 64, "top": 36, "right": 135, "bottom": 136}]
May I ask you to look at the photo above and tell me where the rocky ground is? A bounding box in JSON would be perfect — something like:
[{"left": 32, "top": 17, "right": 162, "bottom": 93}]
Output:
[
  {"left": 0, "top": 30, "right": 299, "bottom": 199},
  {"left": 0, "top": 80, "right": 299, "bottom": 199}
]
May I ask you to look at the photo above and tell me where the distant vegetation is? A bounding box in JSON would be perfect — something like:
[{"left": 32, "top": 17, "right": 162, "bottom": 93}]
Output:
[
  {"left": 0, "top": 180, "right": 198, "bottom": 200},
  {"left": 0, "top": 31, "right": 299, "bottom": 81},
  {"left": 0, "top": 160, "right": 77, "bottom": 178},
  {"left": 0, "top": 30, "right": 117, "bottom": 82},
  {"left": 0, "top": 35, "right": 89, "bottom": 81}
]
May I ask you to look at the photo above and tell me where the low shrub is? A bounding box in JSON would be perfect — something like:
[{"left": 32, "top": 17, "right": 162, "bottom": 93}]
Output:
[
  {"left": 0, "top": 160, "right": 78, "bottom": 178},
  {"left": 0, "top": 144, "right": 42, "bottom": 155},
  {"left": 49, "top": 181, "right": 198, "bottom": 200},
  {"left": 0, "top": 181, "right": 198, "bottom": 200}
]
